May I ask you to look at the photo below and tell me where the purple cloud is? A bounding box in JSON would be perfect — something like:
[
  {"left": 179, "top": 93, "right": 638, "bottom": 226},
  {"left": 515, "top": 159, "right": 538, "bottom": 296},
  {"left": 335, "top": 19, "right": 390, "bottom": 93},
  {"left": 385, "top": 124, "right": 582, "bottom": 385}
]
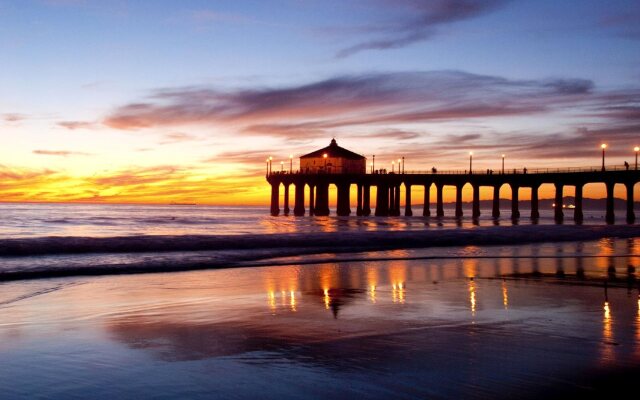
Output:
[
  {"left": 101, "top": 69, "right": 640, "bottom": 165},
  {"left": 600, "top": 9, "right": 640, "bottom": 40},
  {"left": 336, "top": 0, "right": 510, "bottom": 58},
  {"left": 104, "top": 71, "right": 594, "bottom": 134},
  {"left": 57, "top": 121, "right": 97, "bottom": 130},
  {"left": 3, "top": 113, "right": 26, "bottom": 122}
]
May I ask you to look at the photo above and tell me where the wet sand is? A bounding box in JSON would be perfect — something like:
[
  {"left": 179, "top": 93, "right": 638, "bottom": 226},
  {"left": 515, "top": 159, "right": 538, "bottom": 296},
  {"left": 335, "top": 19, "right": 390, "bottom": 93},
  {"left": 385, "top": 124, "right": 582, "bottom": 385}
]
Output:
[{"left": 1, "top": 240, "right": 640, "bottom": 399}]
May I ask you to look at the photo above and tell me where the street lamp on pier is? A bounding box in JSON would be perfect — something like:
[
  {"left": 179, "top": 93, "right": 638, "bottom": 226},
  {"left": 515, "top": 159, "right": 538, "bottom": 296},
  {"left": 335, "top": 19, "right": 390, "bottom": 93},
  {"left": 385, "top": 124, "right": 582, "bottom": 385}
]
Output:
[
  {"left": 402, "top": 156, "right": 405, "bottom": 174},
  {"left": 392, "top": 161, "right": 395, "bottom": 173},
  {"left": 280, "top": 161, "right": 284, "bottom": 172},
  {"left": 501, "top": 154, "right": 505, "bottom": 174},
  {"left": 634, "top": 147, "right": 639, "bottom": 170},
  {"left": 269, "top": 156, "right": 273, "bottom": 175},
  {"left": 289, "top": 154, "right": 293, "bottom": 173},
  {"left": 323, "top": 153, "right": 327, "bottom": 171},
  {"left": 601, "top": 144, "right": 607, "bottom": 171},
  {"left": 469, "top": 152, "right": 473, "bottom": 174}
]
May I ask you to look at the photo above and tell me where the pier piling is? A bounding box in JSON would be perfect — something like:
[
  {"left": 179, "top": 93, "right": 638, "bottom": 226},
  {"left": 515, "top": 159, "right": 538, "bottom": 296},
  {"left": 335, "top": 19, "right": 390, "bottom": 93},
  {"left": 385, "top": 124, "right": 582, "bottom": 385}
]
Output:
[
  {"left": 511, "top": 185, "right": 520, "bottom": 219},
  {"left": 626, "top": 182, "right": 635, "bottom": 223},
  {"left": 423, "top": 184, "right": 431, "bottom": 217},
  {"left": 531, "top": 184, "right": 540, "bottom": 220},
  {"left": 436, "top": 184, "right": 444, "bottom": 217},
  {"left": 574, "top": 184, "right": 583, "bottom": 223},
  {"left": 554, "top": 183, "right": 563, "bottom": 222},
  {"left": 492, "top": 186, "right": 500, "bottom": 218},
  {"left": 472, "top": 184, "right": 480, "bottom": 218},
  {"left": 606, "top": 182, "right": 615, "bottom": 224},
  {"left": 266, "top": 168, "right": 639, "bottom": 224}
]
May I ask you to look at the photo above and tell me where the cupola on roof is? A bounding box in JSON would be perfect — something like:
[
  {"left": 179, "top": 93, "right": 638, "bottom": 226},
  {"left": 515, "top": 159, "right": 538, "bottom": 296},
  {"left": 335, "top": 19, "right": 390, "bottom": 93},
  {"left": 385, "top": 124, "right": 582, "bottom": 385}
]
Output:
[{"left": 300, "top": 139, "right": 365, "bottom": 160}]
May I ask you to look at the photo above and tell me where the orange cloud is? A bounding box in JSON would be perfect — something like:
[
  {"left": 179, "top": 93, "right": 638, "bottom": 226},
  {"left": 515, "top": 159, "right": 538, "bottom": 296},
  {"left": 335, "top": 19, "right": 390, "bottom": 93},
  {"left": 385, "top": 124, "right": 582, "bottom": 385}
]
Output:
[
  {"left": 0, "top": 164, "right": 270, "bottom": 205},
  {"left": 33, "top": 150, "right": 92, "bottom": 157}
]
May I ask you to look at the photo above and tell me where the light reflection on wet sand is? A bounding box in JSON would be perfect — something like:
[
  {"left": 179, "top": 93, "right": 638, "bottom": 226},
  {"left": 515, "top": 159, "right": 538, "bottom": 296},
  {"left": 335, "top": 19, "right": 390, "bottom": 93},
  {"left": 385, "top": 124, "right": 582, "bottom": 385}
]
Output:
[
  {"left": 601, "top": 299, "right": 614, "bottom": 363},
  {"left": 1, "top": 241, "right": 640, "bottom": 398},
  {"left": 502, "top": 280, "right": 509, "bottom": 309}
]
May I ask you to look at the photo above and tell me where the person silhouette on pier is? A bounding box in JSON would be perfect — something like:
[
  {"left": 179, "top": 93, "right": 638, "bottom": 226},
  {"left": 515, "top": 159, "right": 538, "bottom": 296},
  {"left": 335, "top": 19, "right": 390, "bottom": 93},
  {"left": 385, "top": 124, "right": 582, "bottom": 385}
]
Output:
[{"left": 625, "top": 161, "right": 629, "bottom": 170}]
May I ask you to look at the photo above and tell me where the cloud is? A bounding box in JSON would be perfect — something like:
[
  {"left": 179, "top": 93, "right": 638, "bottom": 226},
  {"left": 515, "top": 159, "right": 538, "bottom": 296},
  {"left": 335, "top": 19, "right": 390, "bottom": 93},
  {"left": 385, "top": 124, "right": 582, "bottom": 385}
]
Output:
[
  {"left": 356, "top": 129, "right": 422, "bottom": 140},
  {"left": 0, "top": 164, "right": 57, "bottom": 181},
  {"left": 336, "top": 30, "right": 434, "bottom": 58},
  {"left": 0, "top": 165, "right": 70, "bottom": 202},
  {"left": 101, "top": 69, "right": 639, "bottom": 167},
  {"left": 0, "top": 163, "right": 270, "bottom": 205},
  {"left": 204, "top": 150, "right": 273, "bottom": 163},
  {"left": 336, "top": 0, "right": 510, "bottom": 57},
  {"left": 80, "top": 165, "right": 266, "bottom": 203},
  {"left": 159, "top": 132, "right": 199, "bottom": 145},
  {"left": 57, "top": 120, "right": 97, "bottom": 130},
  {"left": 437, "top": 133, "right": 482, "bottom": 143},
  {"left": 241, "top": 122, "right": 328, "bottom": 140},
  {"left": 104, "top": 70, "right": 597, "bottom": 139},
  {"left": 600, "top": 9, "right": 640, "bottom": 40},
  {"left": 33, "top": 150, "right": 91, "bottom": 157},
  {"left": 508, "top": 124, "right": 640, "bottom": 160},
  {"left": 542, "top": 79, "right": 594, "bottom": 95},
  {"left": 89, "top": 166, "right": 185, "bottom": 187},
  {"left": 3, "top": 113, "right": 26, "bottom": 122}
]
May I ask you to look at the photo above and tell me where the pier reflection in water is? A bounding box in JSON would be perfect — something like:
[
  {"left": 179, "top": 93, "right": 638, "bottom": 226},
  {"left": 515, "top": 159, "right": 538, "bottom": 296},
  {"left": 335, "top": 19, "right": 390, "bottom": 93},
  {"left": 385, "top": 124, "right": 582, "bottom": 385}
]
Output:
[
  {"left": 254, "top": 241, "right": 640, "bottom": 325},
  {"left": 1, "top": 240, "right": 640, "bottom": 399},
  {"left": 107, "top": 241, "right": 640, "bottom": 358}
]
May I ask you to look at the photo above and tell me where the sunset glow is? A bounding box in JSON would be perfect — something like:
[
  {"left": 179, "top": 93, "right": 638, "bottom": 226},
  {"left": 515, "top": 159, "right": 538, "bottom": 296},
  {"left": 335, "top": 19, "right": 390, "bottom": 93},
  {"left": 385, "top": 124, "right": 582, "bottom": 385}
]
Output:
[{"left": 1, "top": 1, "right": 639, "bottom": 205}]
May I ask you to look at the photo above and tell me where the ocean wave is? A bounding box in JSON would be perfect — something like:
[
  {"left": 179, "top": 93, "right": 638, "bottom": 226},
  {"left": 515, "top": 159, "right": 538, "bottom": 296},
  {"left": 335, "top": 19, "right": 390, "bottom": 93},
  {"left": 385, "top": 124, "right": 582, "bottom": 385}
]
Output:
[
  {"left": 1, "top": 224, "right": 639, "bottom": 282},
  {"left": 43, "top": 216, "right": 223, "bottom": 226},
  {"left": 137, "top": 217, "right": 223, "bottom": 225},
  {"left": 1, "top": 224, "right": 639, "bottom": 258}
]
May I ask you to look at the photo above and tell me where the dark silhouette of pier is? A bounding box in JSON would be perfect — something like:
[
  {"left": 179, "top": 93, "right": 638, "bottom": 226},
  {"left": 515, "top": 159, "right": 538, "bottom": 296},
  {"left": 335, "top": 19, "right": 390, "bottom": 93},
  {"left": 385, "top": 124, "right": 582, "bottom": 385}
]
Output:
[{"left": 266, "top": 166, "right": 640, "bottom": 224}]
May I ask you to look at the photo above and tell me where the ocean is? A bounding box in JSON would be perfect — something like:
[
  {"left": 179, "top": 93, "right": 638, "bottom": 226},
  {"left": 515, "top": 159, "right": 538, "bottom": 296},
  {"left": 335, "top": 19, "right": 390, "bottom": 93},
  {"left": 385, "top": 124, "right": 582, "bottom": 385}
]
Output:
[
  {"left": 0, "top": 202, "right": 630, "bottom": 281},
  {"left": 1, "top": 202, "right": 639, "bottom": 398},
  {"left": 0, "top": 202, "right": 620, "bottom": 239}
]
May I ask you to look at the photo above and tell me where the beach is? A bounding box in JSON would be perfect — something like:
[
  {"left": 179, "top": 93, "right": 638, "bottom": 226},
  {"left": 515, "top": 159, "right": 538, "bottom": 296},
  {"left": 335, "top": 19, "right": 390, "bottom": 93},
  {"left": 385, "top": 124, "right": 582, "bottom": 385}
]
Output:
[
  {"left": 0, "top": 204, "right": 639, "bottom": 398},
  {"left": 1, "top": 244, "right": 640, "bottom": 399}
]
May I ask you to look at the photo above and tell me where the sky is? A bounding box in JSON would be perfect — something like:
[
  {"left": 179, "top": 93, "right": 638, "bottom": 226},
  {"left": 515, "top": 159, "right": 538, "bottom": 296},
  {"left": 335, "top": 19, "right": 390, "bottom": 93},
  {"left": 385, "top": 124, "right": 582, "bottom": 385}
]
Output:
[{"left": 1, "top": 0, "right": 639, "bottom": 205}]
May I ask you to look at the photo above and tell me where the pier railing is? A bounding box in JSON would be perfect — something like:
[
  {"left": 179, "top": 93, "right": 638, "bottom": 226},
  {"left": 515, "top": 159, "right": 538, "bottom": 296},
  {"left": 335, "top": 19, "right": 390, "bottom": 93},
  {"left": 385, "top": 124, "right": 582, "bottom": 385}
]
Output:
[
  {"left": 268, "top": 165, "right": 634, "bottom": 176},
  {"left": 403, "top": 165, "right": 632, "bottom": 175}
]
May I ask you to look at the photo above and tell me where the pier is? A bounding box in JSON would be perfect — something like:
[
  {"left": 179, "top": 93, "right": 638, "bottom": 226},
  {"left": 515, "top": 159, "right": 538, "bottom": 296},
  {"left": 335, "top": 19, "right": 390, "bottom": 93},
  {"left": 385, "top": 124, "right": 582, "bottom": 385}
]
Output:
[
  {"left": 266, "top": 167, "right": 640, "bottom": 223},
  {"left": 266, "top": 140, "right": 640, "bottom": 223}
]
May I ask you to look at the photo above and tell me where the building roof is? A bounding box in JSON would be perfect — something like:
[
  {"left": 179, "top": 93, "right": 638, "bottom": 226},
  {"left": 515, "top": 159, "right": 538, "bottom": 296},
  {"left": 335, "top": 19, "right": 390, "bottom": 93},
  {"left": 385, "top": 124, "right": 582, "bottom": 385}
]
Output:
[{"left": 300, "top": 139, "right": 365, "bottom": 160}]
